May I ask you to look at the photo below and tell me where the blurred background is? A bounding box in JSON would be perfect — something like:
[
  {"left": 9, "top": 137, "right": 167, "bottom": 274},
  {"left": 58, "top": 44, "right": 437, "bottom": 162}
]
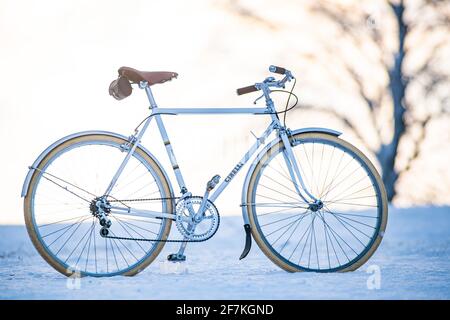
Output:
[{"left": 1, "top": 0, "right": 449, "bottom": 224}]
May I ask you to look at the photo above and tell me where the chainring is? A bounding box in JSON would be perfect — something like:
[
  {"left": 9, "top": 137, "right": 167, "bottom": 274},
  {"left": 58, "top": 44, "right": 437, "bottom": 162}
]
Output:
[{"left": 175, "top": 196, "right": 220, "bottom": 241}]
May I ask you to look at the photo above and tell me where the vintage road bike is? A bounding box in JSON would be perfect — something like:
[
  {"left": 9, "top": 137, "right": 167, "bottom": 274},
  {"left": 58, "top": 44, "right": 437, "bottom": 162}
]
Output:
[{"left": 22, "top": 66, "right": 388, "bottom": 277}]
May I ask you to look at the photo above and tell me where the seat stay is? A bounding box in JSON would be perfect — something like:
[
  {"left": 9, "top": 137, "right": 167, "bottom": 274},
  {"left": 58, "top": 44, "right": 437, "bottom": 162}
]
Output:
[{"left": 103, "top": 115, "right": 154, "bottom": 197}]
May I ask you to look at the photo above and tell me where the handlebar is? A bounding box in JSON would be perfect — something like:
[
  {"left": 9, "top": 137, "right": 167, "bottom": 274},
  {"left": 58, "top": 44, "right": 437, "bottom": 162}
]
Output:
[
  {"left": 269, "top": 65, "right": 286, "bottom": 75},
  {"left": 236, "top": 65, "right": 293, "bottom": 96},
  {"left": 236, "top": 85, "right": 258, "bottom": 96}
]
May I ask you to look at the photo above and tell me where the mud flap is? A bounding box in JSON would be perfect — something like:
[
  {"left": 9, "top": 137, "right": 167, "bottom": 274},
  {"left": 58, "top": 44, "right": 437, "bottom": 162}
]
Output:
[{"left": 239, "top": 224, "right": 252, "bottom": 260}]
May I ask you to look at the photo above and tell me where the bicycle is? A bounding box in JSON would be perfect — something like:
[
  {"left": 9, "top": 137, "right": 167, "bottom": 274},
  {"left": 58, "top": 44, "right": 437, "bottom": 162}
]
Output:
[{"left": 22, "top": 65, "right": 388, "bottom": 277}]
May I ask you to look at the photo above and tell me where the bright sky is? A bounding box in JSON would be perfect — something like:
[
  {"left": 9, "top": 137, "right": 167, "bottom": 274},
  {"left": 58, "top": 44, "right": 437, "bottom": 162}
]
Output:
[
  {"left": 1, "top": 0, "right": 449, "bottom": 224},
  {"left": 0, "top": 0, "right": 297, "bottom": 224}
]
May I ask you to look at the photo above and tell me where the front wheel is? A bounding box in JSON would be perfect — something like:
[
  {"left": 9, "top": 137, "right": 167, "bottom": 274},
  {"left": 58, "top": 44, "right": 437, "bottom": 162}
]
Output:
[
  {"left": 246, "top": 132, "right": 388, "bottom": 272},
  {"left": 24, "top": 133, "right": 173, "bottom": 277}
]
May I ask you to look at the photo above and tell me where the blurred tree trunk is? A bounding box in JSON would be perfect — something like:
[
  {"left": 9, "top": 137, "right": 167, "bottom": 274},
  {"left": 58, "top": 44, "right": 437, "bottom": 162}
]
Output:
[
  {"left": 300, "top": 0, "right": 449, "bottom": 202},
  {"left": 228, "top": 0, "right": 450, "bottom": 203},
  {"left": 377, "top": 0, "right": 407, "bottom": 201}
]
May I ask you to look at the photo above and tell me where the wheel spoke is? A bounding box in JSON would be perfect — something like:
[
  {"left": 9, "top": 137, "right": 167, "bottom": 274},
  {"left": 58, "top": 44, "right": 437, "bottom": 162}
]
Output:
[
  {"left": 28, "top": 137, "right": 170, "bottom": 276},
  {"left": 73, "top": 221, "right": 96, "bottom": 267},
  {"left": 109, "top": 237, "right": 120, "bottom": 272},
  {"left": 260, "top": 210, "right": 308, "bottom": 227},
  {"left": 271, "top": 214, "right": 309, "bottom": 247},
  {"left": 331, "top": 212, "right": 377, "bottom": 229},
  {"left": 325, "top": 208, "right": 367, "bottom": 248},
  {"left": 279, "top": 214, "right": 305, "bottom": 253},
  {"left": 324, "top": 207, "right": 373, "bottom": 240},
  {"left": 287, "top": 214, "right": 313, "bottom": 260},
  {"left": 259, "top": 183, "right": 303, "bottom": 202},
  {"left": 251, "top": 136, "right": 384, "bottom": 271},
  {"left": 84, "top": 219, "right": 95, "bottom": 272}
]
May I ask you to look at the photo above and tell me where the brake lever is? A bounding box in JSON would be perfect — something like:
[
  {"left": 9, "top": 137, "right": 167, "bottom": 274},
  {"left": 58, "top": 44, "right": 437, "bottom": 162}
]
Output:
[
  {"left": 253, "top": 93, "right": 265, "bottom": 104},
  {"left": 276, "top": 74, "right": 294, "bottom": 89}
]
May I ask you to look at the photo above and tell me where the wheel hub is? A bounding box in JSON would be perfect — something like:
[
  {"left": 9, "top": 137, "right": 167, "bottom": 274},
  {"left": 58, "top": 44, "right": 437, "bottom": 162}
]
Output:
[
  {"left": 308, "top": 200, "right": 323, "bottom": 212},
  {"left": 90, "top": 197, "right": 111, "bottom": 215}
]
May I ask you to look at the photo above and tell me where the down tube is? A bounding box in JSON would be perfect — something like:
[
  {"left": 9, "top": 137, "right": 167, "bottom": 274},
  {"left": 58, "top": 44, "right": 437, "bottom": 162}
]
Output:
[{"left": 209, "top": 123, "right": 275, "bottom": 202}]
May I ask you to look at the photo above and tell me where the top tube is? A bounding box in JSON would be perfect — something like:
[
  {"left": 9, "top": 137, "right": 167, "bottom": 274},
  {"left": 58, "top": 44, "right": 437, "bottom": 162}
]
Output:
[
  {"left": 150, "top": 107, "right": 271, "bottom": 115},
  {"left": 143, "top": 65, "right": 294, "bottom": 116}
]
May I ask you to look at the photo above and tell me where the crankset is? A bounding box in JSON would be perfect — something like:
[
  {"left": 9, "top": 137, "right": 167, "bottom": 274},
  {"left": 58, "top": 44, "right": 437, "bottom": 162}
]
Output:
[{"left": 175, "top": 196, "right": 220, "bottom": 241}]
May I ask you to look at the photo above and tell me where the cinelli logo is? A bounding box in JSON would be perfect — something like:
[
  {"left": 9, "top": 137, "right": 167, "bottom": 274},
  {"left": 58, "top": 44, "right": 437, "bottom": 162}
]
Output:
[{"left": 225, "top": 162, "right": 244, "bottom": 182}]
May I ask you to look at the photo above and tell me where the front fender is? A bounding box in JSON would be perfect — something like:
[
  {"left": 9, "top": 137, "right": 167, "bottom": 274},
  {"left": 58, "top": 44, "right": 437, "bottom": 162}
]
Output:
[
  {"left": 21, "top": 130, "right": 173, "bottom": 198},
  {"left": 240, "top": 127, "right": 342, "bottom": 224}
]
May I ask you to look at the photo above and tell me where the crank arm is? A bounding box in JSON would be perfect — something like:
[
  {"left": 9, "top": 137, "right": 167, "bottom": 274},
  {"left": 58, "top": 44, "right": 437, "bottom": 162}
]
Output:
[{"left": 193, "top": 175, "right": 220, "bottom": 221}]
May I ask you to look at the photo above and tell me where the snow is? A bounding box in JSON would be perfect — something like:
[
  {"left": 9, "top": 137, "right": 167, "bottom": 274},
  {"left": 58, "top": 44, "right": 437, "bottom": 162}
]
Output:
[{"left": 1, "top": 206, "right": 450, "bottom": 299}]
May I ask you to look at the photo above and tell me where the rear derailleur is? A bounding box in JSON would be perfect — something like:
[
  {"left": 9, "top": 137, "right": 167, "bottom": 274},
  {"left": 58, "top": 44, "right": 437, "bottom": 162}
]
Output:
[{"left": 90, "top": 196, "right": 112, "bottom": 236}]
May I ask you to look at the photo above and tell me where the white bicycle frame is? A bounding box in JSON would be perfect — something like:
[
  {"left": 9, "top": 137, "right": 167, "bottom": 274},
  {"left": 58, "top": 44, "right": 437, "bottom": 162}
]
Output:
[
  {"left": 104, "top": 80, "right": 318, "bottom": 225},
  {"left": 18, "top": 69, "right": 342, "bottom": 260}
]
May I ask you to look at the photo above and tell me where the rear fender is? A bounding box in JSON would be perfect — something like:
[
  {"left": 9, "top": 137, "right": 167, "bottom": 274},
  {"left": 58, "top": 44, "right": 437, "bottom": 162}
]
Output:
[{"left": 21, "top": 130, "right": 173, "bottom": 198}]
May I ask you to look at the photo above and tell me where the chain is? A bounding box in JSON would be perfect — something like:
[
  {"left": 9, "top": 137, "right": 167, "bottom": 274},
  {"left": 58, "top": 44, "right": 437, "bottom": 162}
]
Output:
[
  {"left": 104, "top": 195, "right": 217, "bottom": 243},
  {"left": 103, "top": 234, "right": 212, "bottom": 243}
]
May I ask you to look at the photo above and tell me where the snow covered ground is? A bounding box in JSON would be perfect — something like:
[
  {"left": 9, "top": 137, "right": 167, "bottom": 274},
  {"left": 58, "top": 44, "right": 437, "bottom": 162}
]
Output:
[{"left": 1, "top": 206, "right": 449, "bottom": 300}]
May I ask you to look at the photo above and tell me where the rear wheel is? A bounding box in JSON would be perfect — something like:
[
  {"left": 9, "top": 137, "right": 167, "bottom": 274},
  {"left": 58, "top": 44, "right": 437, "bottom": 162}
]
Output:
[
  {"left": 246, "top": 132, "right": 388, "bottom": 272},
  {"left": 24, "top": 134, "right": 173, "bottom": 277}
]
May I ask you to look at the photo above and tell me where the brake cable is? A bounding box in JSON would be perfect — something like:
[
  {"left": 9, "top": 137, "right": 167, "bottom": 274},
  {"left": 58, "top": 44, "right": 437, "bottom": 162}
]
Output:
[{"left": 267, "top": 77, "right": 298, "bottom": 127}]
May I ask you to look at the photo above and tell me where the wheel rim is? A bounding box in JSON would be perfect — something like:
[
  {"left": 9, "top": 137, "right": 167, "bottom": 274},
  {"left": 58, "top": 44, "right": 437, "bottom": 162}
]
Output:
[
  {"left": 250, "top": 135, "right": 384, "bottom": 272},
  {"left": 29, "top": 139, "right": 170, "bottom": 276}
]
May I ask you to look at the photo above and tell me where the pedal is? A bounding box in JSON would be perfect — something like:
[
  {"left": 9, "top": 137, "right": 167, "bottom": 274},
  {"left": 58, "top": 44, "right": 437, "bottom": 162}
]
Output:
[
  {"left": 167, "top": 253, "right": 186, "bottom": 262},
  {"left": 195, "top": 175, "right": 220, "bottom": 221},
  {"left": 206, "top": 175, "right": 220, "bottom": 191}
]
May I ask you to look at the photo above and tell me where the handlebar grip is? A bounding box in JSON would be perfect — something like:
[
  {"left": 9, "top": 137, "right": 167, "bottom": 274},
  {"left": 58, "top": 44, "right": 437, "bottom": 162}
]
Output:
[
  {"left": 236, "top": 85, "right": 258, "bottom": 96},
  {"left": 269, "top": 65, "right": 286, "bottom": 75}
]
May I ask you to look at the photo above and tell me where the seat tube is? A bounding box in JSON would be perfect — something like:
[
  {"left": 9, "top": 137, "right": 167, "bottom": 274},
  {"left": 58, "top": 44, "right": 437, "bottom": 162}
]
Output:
[
  {"left": 143, "top": 84, "right": 188, "bottom": 193},
  {"left": 155, "top": 115, "right": 192, "bottom": 260},
  {"left": 146, "top": 84, "right": 191, "bottom": 260},
  {"left": 144, "top": 84, "right": 157, "bottom": 108},
  {"left": 154, "top": 114, "right": 188, "bottom": 193}
]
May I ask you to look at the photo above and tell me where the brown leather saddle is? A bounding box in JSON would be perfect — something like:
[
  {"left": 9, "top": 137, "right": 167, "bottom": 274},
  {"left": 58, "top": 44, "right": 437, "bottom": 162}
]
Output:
[
  {"left": 109, "top": 67, "right": 178, "bottom": 100},
  {"left": 118, "top": 67, "right": 178, "bottom": 86}
]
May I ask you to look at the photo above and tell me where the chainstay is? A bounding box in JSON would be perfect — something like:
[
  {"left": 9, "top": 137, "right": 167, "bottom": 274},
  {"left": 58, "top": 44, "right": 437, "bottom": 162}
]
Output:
[
  {"left": 108, "top": 196, "right": 181, "bottom": 203},
  {"left": 103, "top": 234, "right": 211, "bottom": 243},
  {"left": 105, "top": 196, "right": 218, "bottom": 243}
]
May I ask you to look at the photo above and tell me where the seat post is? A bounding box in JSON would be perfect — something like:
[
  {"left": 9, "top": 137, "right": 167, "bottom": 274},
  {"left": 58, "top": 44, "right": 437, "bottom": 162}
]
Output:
[{"left": 141, "top": 81, "right": 158, "bottom": 108}]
